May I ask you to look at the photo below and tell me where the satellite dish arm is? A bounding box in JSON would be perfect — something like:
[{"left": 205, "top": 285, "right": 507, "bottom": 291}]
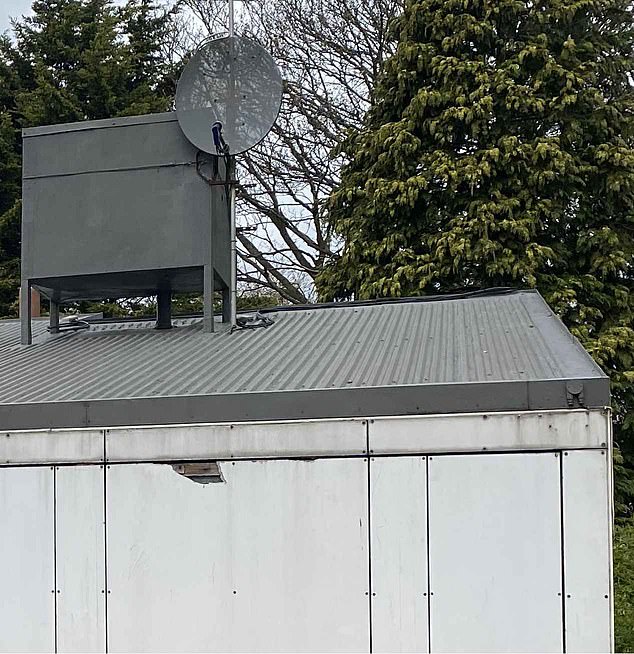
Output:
[{"left": 212, "top": 121, "right": 230, "bottom": 155}]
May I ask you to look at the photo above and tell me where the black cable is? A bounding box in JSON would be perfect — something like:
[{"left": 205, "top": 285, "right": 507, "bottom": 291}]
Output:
[
  {"left": 60, "top": 287, "right": 525, "bottom": 326},
  {"left": 47, "top": 317, "right": 91, "bottom": 333},
  {"left": 258, "top": 286, "right": 524, "bottom": 314}
]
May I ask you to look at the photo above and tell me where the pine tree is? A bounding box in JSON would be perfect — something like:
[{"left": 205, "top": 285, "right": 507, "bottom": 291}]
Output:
[
  {"left": 0, "top": 36, "right": 28, "bottom": 315},
  {"left": 12, "top": 0, "right": 174, "bottom": 124},
  {"left": 0, "top": 0, "right": 176, "bottom": 315},
  {"left": 317, "top": 0, "right": 634, "bottom": 516}
]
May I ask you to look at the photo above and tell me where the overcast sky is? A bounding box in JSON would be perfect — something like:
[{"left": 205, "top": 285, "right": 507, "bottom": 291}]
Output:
[
  {"left": 1, "top": 0, "right": 33, "bottom": 34},
  {"left": 2, "top": 0, "right": 134, "bottom": 35}
]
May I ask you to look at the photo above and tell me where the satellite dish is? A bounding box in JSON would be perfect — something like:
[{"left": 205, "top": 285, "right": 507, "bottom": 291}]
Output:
[{"left": 175, "top": 36, "right": 283, "bottom": 155}]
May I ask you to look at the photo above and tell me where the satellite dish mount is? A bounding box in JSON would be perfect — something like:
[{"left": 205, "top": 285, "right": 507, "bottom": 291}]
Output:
[{"left": 175, "top": 3, "right": 282, "bottom": 331}]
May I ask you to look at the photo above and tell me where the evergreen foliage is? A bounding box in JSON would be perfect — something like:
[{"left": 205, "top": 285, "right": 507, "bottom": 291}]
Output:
[
  {"left": 317, "top": 0, "right": 634, "bottom": 517},
  {"left": 615, "top": 521, "right": 634, "bottom": 652},
  {"left": 0, "top": 0, "right": 175, "bottom": 316}
]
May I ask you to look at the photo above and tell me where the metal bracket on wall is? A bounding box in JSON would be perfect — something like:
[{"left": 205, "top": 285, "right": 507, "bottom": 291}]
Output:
[
  {"left": 201, "top": 179, "right": 239, "bottom": 186},
  {"left": 565, "top": 381, "right": 585, "bottom": 408}
]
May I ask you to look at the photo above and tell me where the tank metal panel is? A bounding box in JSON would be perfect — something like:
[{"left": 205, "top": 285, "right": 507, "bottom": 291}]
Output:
[
  {"left": 22, "top": 113, "right": 195, "bottom": 178},
  {"left": 21, "top": 112, "right": 229, "bottom": 300}
]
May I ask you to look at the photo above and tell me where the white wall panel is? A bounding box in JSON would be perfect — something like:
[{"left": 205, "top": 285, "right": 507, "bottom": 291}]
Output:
[
  {"left": 56, "top": 465, "right": 106, "bottom": 653},
  {"left": 370, "top": 456, "right": 428, "bottom": 653},
  {"left": 370, "top": 410, "right": 608, "bottom": 454},
  {"left": 0, "top": 429, "right": 104, "bottom": 465},
  {"left": 0, "top": 466, "right": 54, "bottom": 652},
  {"left": 107, "top": 458, "right": 369, "bottom": 652},
  {"left": 106, "top": 419, "right": 366, "bottom": 462},
  {"left": 562, "top": 450, "right": 613, "bottom": 652},
  {"left": 428, "top": 453, "right": 563, "bottom": 653}
]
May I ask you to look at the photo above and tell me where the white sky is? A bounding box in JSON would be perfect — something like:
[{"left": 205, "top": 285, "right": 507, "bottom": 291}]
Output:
[
  {"left": 1, "top": 0, "right": 142, "bottom": 35},
  {"left": 1, "top": 0, "right": 32, "bottom": 34}
]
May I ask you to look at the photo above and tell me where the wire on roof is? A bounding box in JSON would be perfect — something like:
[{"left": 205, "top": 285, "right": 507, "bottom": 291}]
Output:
[
  {"left": 259, "top": 287, "right": 522, "bottom": 314},
  {"left": 52, "top": 287, "right": 523, "bottom": 326}
]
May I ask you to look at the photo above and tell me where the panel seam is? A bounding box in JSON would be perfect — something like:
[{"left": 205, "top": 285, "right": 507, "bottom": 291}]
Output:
[
  {"left": 559, "top": 452, "right": 567, "bottom": 653},
  {"left": 0, "top": 446, "right": 608, "bottom": 469},
  {"left": 53, "top": 466, "right": 58, "bottom": 654},
  {"left": 104, "top": 429, "right": 109, "bottom": 653},
  {"left": 426, "top": 456, "right": 432, "bottom": 654},
  {"left": 366, "top": 420, "right": 373, "bottom": 653}
]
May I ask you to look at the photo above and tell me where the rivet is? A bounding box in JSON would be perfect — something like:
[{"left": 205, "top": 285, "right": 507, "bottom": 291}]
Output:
[
  {"left": 372, "top": 592, "right": 376, "bottom": 596},
  {"left": 564, "top": 452, "right": 568, "bottom": 456},
  {"left": 365, "top": 592, "right": 369, "bottom": 596},
  {"left": 567, "top": 594, "right": 571, "bottom": 598},
  {"left": 604, "top": 594, "right": 608, "bottom": 599}
]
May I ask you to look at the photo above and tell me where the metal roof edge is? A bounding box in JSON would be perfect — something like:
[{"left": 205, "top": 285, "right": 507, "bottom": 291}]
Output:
[
  {"left": 22, "top": 111, "right": 176, "bottom": 138},
  {"left": 523, "top": 293, "right": 608, "bottom": 379},
  {"left": 0, "top": 378, "right": 610, "bottom": 431}
]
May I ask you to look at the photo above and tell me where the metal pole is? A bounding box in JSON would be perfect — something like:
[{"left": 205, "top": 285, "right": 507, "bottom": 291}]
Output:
[
  {"left": 228, "top": 0, "right": 234, "bottom": 37},
  {"left": 155, "top": 287, "right": 172, "bottom": 330},
  {"left": 226, "top": 4, "right": 236, "bottom": 327},
  {"left": 229, "top": 155, "right": 237, "bottom": 327},
  {"left": 204, "top": 176, "right": 215, "bottom": 333},
  {"left": 49, "top": 298, "right": 60, "bottom": 334},
  {"left": 20, "top": 279, "right": 32, "bottom": 345}
]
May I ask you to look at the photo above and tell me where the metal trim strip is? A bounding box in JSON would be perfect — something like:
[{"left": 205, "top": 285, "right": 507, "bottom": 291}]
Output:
[
  {"left": 0, "top": 378, "right": 610, "bottom": 431},
  {"left": 22, "top": 112, "right": 177, "bottom": 138}
]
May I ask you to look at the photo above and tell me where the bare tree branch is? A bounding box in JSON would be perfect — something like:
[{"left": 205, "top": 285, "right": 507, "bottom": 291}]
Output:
[{"left": 175, "top": 0, "right": 403, "bottom": 301}]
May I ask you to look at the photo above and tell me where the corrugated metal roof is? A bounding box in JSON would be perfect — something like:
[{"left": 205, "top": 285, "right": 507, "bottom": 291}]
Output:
[{"left": 0, "top": 290, "right": 609, "bottom": 430}]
